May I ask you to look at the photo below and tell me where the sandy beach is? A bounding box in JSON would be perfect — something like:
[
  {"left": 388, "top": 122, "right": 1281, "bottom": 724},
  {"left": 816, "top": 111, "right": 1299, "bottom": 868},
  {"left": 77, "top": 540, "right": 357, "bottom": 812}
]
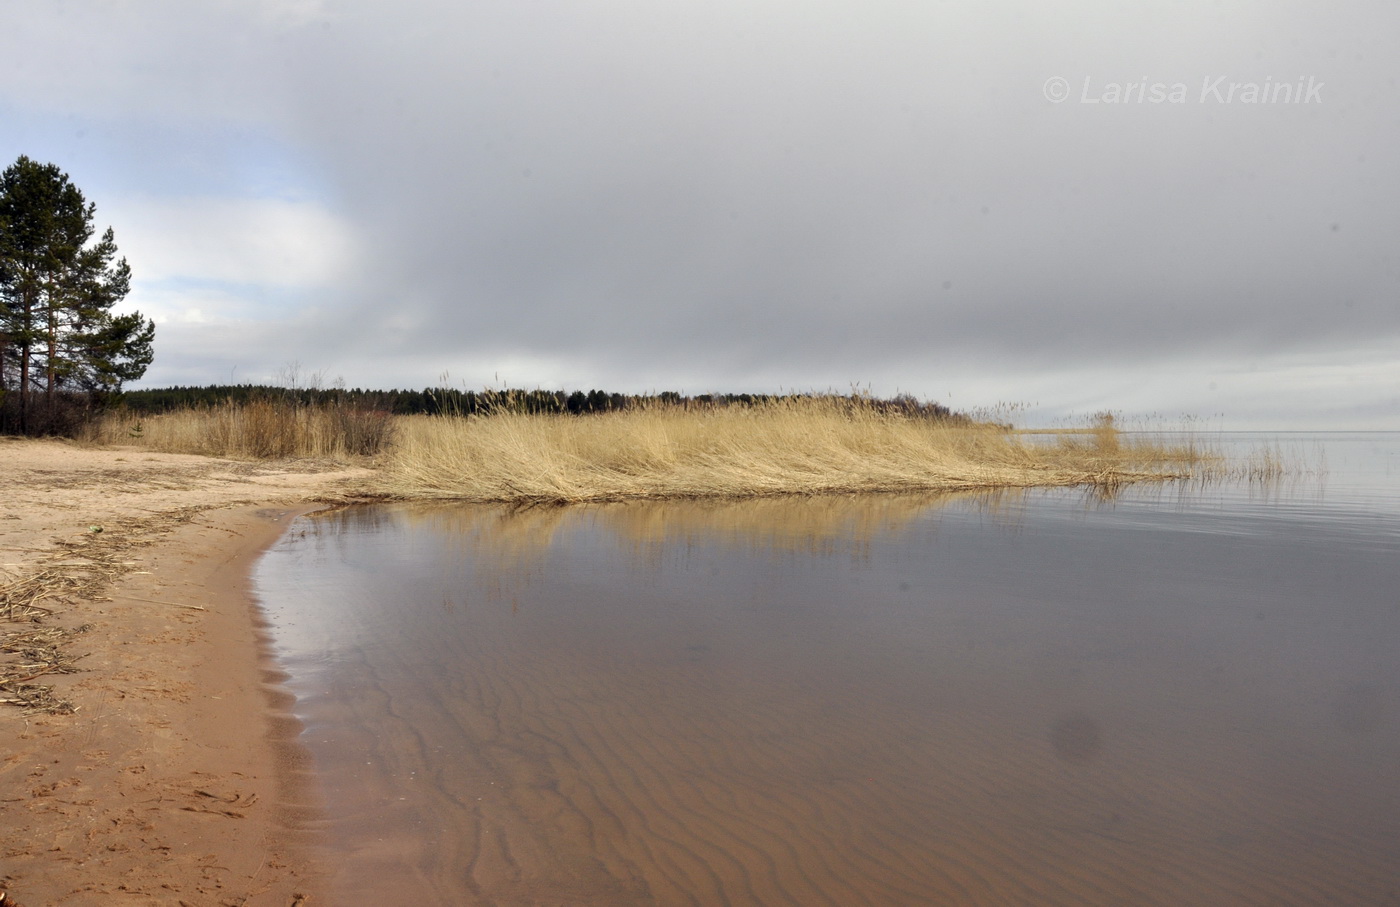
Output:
[{"left": 1, "top": 438, "right": 372, "bottom": 906}]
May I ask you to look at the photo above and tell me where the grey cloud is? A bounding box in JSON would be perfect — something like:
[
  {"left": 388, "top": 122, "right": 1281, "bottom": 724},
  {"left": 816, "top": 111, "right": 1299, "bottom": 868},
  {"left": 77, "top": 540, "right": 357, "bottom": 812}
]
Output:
[
  {"left": 275, "top": 3, "right": 1398, "bottom": 373},
  {"left": 6, "top": 0, "right": 1398, "bottom": 426}
]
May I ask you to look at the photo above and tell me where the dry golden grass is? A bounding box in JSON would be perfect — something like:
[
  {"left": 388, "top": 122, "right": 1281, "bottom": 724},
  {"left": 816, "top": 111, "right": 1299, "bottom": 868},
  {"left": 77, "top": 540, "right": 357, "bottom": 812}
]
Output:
[
  {"left": 376, "top": 397, "right": 1211, "bottom": 503},
  {"left": 87, "top": 400, "right": 393, "bottom": 460},
  {"left": 81, "top": 397, "right": 1237, "bottom": 503}
]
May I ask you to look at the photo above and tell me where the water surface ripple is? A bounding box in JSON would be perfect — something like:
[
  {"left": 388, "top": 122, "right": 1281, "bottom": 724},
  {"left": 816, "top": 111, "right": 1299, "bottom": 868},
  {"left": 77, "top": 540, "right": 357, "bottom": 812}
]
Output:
[{"left": 255, "top": 433, "right": 1400, "bottom": 905}]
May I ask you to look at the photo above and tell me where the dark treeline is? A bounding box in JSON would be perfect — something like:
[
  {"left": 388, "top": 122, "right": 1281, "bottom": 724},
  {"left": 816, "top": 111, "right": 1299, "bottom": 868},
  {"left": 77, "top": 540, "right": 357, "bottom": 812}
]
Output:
[
  {"left": 0, "top": 389, "right": 112, "bottom": 436},
  {"left": 115, "top": 385, "right": 963, "bottom": 420}
]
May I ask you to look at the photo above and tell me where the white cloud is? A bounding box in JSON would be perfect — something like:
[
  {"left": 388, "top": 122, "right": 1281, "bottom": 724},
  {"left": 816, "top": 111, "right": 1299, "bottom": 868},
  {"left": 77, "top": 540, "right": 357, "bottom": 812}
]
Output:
[
  {"left": 130, "top": 282, "right": 255, "bottom": 326},
  {"left": 114, "top": 197, "right": 359, "bottom": 289}
]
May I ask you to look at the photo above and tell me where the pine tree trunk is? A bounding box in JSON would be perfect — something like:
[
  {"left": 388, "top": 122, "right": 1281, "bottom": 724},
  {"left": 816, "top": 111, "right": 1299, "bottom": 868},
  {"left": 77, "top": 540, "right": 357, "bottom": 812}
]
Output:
[
  {"left": 18, "top": 283, "right": 34, "bottom": 434},
  {"left": 46, "top": 293, "right": 57, "bottom": 408},
  {"left": 18, "top": 339, "right": 30, "bottom": 434}
]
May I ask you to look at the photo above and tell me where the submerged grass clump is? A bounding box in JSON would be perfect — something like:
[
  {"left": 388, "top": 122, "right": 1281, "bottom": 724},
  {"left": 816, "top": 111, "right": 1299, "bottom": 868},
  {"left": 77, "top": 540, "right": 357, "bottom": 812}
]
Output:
[{"left": 376, "top": 396, "right": 1211, "bottom": 503}]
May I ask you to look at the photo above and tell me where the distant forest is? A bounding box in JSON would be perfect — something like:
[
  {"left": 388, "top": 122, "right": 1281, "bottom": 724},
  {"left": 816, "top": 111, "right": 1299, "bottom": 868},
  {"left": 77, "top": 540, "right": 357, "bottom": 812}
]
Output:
[{"left": 117, "top": 385, "right": 962, "bottom": 420}]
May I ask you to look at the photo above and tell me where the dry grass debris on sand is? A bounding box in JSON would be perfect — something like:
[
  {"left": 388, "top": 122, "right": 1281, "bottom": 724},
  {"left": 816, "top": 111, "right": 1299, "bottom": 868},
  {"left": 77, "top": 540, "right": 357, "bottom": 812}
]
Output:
[
  {"left": 377, "top": 398, "right": 1211, "bottom": 503},
  {"left": 0, "top": 506, "right": 205, "bottom": 714}
]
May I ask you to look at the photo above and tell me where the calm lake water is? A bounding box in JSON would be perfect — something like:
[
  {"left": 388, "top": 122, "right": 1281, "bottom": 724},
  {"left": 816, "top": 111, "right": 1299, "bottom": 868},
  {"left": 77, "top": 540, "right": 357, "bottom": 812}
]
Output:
[{"left": 254, "top": 433, "right": 1400, "bottom": 905}]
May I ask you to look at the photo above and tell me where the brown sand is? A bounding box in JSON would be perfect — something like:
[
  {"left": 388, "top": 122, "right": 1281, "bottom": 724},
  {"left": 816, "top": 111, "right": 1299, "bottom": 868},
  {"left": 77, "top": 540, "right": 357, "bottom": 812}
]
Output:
[{"left": 0, "top": 437, "right": 373, "bottom": 906}]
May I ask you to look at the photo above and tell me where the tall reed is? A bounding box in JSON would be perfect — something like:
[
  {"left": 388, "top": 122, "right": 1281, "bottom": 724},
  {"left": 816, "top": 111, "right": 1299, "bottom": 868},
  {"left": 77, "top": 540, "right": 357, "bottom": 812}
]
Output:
[
  {"left": 377, "top": 396, "right": 1208, "bottom": 503},
  {"left": 88, "top": 399, "right": 394, "bottom": 460}
]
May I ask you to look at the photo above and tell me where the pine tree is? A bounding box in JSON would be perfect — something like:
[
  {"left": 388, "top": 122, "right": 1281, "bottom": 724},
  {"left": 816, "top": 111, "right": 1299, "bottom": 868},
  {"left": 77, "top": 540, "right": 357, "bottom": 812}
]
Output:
[{"left": 0, "top": 156, "right": 154, "bottom": 433}]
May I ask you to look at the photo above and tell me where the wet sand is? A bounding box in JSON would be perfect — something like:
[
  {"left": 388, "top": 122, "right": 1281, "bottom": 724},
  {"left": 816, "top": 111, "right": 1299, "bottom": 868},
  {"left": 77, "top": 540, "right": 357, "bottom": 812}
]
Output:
[{"left": 0, "top": 439, "right": 369, "bottom": 906}]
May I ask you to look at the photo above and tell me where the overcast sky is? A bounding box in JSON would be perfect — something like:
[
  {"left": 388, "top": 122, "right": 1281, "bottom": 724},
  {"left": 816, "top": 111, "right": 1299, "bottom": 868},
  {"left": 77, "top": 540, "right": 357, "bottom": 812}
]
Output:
[{"left": 3, "top": 1, "right": 1397, "bottom": 427}]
